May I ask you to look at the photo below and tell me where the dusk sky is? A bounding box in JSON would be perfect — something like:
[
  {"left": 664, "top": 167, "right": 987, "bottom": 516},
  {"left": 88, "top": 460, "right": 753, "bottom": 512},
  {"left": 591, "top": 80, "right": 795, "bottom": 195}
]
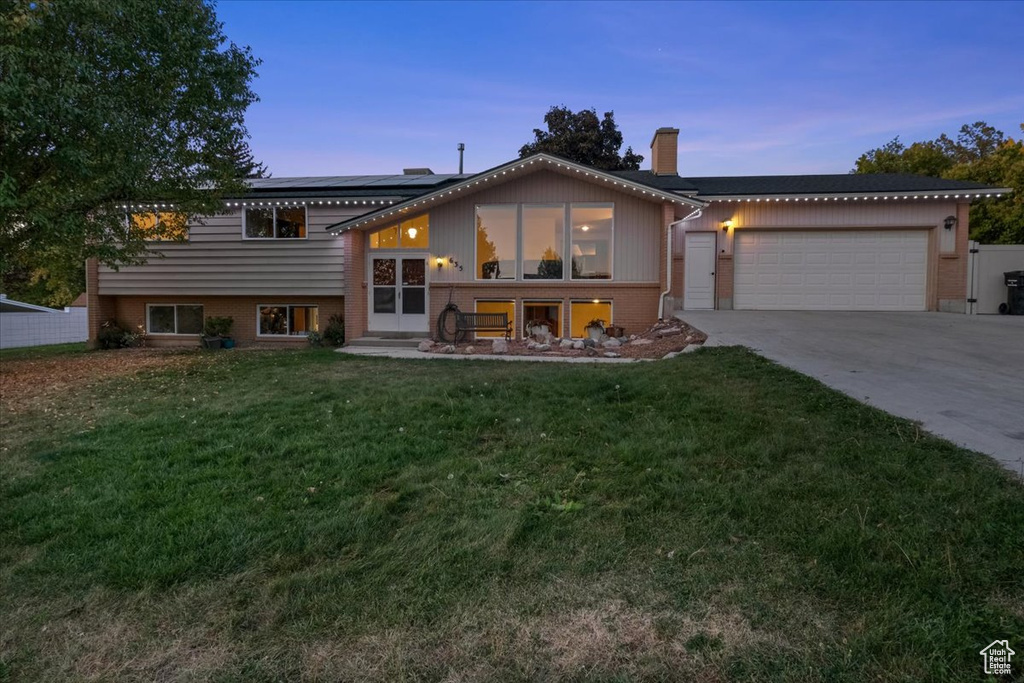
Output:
[{"left": 217, "top": 1, "right": 1024, "bottom": 178}]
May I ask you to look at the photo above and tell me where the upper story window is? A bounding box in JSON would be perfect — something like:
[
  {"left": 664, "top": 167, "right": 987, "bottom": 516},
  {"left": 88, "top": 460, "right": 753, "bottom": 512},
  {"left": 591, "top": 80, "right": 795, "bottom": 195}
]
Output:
[
  {"left": 244, "top": 206, "right": 307, "bottom": 239},
  {"left": 476, "top": 206, "right": 517, "bottom": 279},
  {"left": 130, "top": 212, "right": 188, "bottom": 241},
  {"left": 522, "top": 205, "right": 564, "bottom": 280},
  {"left": 475, "top": 203, "right": 614, "bottom": 281},
  {"left": 570, "top": 204, "right": 613, "bottom": 280},
  {"left": 369, "top": 214, "right": 429, "bottom": 249}
]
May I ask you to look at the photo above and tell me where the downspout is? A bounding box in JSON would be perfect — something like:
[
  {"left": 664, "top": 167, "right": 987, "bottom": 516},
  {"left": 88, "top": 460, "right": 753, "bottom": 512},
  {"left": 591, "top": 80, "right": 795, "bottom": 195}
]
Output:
[{"left": 659, "top": 207, "right": 703, "bottom": 319}]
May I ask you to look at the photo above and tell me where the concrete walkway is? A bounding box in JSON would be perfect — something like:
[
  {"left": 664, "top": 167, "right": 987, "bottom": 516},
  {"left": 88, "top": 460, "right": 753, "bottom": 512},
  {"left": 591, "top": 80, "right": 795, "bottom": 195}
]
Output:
[
  {"left": 335, "top": 345, "right": 646, "bottom": 363},
  {"left": 679, "top": 311, "right": 1024, "bottom": 475}
]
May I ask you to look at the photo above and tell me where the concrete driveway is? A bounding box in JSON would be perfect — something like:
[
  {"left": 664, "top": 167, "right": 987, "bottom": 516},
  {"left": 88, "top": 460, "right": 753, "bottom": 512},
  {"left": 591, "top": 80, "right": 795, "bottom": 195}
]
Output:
[{"left": 678, "top": 311, "right": 1024, "bottom": 474}]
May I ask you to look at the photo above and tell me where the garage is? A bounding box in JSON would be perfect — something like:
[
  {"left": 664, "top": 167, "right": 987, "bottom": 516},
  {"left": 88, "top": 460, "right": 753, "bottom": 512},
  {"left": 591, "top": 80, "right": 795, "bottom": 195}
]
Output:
[{"left": 733, "top": 230, "right": 928, "bottom": 311}]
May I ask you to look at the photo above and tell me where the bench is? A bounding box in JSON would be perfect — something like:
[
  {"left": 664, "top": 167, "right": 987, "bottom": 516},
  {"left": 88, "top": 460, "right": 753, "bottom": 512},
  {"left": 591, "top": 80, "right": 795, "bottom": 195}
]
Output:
[{"left": 455, "top": 311, "right": 512, "bottom": 342}]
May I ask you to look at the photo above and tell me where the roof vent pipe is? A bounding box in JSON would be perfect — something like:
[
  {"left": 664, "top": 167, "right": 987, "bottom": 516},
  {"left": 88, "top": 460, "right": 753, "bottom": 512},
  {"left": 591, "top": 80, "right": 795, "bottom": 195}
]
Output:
[{"left": 458, "top": 143, "right": 465, "bottom": 174}]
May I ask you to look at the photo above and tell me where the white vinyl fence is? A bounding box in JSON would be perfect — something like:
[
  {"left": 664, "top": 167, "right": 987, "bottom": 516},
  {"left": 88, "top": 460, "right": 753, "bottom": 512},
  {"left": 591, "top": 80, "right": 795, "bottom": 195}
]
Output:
[
  {"left": 0, "top": 307, "right": 88, "bottom": 349},
  {"left": 967, "top": 242, "right": 1024, "bottom": 314}
]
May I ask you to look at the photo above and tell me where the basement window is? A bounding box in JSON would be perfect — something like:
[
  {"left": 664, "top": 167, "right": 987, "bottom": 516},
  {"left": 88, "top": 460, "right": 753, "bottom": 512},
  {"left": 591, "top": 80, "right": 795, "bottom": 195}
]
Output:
[
  {"left": 147, "top": 304, "right": 204, "bottom": 335},
  {"left": 258, "top": 305, "right": 319, "bottom": 336}
]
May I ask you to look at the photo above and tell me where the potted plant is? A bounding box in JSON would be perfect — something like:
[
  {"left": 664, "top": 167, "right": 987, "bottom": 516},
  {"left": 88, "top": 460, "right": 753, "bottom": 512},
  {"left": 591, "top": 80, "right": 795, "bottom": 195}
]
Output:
[
  {"left": 584, "top": 318, "right": 605, "bottom": 342},
  {"left": 202, "top": 316, "right": 234, "bottom": 349},
  {"left": 525, "top": 318, "right": 550, "bottom": 339}
]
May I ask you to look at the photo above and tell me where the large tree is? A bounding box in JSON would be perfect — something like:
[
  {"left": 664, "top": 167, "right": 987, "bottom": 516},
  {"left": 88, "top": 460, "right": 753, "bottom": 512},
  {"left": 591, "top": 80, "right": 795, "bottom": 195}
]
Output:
[
  {"left": 519, "top": 106, "right": 644, "bottom": 171},
  {"left": 854, "top": 122, "right": 1023, "bottom": 244},
  {"left": 0, "top": 0, "right": 262, "bottom": 305}
]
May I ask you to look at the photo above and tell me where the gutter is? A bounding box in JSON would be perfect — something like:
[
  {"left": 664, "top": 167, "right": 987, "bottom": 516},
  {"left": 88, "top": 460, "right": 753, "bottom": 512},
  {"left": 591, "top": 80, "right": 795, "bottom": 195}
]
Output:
[{"left": 658, "top": 208, "right": 703, "bottom": 320}]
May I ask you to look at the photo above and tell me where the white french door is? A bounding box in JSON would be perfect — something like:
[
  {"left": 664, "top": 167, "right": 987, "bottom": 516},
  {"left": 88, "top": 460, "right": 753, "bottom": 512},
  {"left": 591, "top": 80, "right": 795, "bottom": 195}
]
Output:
[{"left": 368, "top": 255, "right": 429, "bottom": 333}]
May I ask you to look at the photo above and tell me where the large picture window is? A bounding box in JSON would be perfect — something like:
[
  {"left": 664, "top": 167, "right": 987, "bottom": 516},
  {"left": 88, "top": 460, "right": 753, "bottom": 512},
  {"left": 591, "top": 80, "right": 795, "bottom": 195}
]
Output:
[
  {"left": 522, "top": 205, "right": 564, "bottom": 279},
  {"left": 476, "top": 206, "right": 517, "bottom": 280},
  {"left": 571, "top": 204, "right": 613, "bottom": 280},
  {"left": 244, "top": 206, "right": 307, "bottom": 239},
  {"left": 147, "top": 304, "right": 204, "bottom": 335},
  {"left": 369, "top": 214, "right": 429, "bottom": 249},
  {"left": 258, "top": 305, "right": 319, "bottom": 336}
]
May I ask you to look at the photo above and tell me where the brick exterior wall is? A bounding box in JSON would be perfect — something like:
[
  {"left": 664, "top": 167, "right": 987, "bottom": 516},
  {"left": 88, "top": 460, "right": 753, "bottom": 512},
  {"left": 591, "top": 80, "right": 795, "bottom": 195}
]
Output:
[
  {"left": 936, "top": 201, "right": 971, "bottom": 312},
  {"left": 343, "top": 230, "right": 368, "bottom": 340},
  {"left": 427, "top": 282, "right": 662, "bottom": 340},
  {"left": 85, "top": 258, "right": 117, "bottom": 348},
  {"left": 89, "top": 294, "right": 344, "bottom": 347}
]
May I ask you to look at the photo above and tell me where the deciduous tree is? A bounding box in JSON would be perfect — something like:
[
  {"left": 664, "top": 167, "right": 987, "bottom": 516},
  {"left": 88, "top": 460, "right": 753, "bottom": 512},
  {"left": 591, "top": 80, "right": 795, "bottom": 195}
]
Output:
[
  {"left": 519, "top": 106, "right": 644, "bottom": 171},
  {"left": 0, "top": 0, "right": 262, "bottom": 304},
  {"left": 854, "top": 122, "right": 1023, "bottom": 243}
]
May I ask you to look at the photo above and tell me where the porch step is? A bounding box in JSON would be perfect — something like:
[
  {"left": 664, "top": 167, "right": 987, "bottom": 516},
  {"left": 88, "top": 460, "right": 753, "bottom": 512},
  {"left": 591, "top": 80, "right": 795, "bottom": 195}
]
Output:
[{"left": 345, "top": 336, "right": 425, "bottom": 349}]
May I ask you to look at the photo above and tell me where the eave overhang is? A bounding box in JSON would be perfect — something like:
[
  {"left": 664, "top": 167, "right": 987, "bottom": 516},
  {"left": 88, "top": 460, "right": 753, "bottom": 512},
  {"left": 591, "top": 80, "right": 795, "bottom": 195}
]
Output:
[{"left": 325, "top": 153, "right": 706, "bottom": 234}]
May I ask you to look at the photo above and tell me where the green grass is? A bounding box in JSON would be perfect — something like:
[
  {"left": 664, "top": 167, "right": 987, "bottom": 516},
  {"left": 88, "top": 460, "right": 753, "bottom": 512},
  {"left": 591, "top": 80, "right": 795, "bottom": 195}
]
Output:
[
  {"left": 1, "top": 348, "right": 1021, "bottom": 681},
  {"left": 0, "top": 341, "right": 88, "bottom": 362}
]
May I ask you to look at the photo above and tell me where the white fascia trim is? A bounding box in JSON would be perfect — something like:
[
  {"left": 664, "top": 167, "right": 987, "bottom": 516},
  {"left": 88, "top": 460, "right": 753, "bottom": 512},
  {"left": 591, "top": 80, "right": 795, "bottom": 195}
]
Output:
[
  {"left": 328, "top": 153, "right": 706, "bottom": 234},
  {"left": 700, "top": 188, "right": 1012, "bottom": 203}
]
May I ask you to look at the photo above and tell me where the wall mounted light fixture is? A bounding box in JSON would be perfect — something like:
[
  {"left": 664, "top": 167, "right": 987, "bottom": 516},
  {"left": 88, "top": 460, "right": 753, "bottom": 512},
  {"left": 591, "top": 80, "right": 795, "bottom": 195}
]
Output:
[
  {"left": 436, "top": 257, "right": 444, "bottom": 270},
  {"left": 943, "top": 215, "right": 957, "bottom": 231},
  {"left": 721, "top": 219, "right": 734, "bottom": 231}
]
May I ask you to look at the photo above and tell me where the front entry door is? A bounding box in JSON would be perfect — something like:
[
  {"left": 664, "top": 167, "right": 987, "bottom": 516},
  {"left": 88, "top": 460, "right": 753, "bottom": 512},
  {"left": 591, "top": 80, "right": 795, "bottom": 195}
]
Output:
[
  {"left": 369, "top": 255, "right": 428, "bottom": 333},
  {"left": 684, "top": 232, "right": 716, "bottom": 310}
]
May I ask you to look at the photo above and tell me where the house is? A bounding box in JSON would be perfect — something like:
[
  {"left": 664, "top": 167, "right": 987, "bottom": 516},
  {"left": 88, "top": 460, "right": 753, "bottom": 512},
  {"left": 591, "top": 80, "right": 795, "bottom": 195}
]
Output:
[
  {"left": 1, "top": 294, "right": 88, "bottom": 349},
  {"left": 87, "top": 127, "right": 1011, "bottom": 347}
]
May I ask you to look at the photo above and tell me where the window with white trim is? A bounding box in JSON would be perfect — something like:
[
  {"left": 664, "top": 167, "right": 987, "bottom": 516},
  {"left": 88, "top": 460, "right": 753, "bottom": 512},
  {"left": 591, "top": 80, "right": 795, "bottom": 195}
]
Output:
[
  {"left": 570, "top": 204, "right": 613, "bottom": 280},
  {"left": 147, "top": 304, "right": 204, "bottom": 335},
  {"left": 258, "top": 305, "right": 319, "bottom": 336},
  {"left": 244, "top": 206, "right": 307, "bottom": 239}
]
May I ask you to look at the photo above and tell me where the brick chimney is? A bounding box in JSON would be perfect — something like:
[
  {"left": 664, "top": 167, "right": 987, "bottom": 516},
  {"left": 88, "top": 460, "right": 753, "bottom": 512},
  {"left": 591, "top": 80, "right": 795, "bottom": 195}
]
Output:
[{"left": 650, "top": 127, "right": 679, "bottom": 175}]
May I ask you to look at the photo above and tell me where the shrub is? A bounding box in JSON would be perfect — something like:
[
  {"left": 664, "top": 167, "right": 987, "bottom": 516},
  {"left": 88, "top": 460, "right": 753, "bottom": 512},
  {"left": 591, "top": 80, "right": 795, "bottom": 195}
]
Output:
[
  {"left": 97, "top": 320, "right": 146, "bottom": 349},
  {"left": 204, "top": 316, "right": 234, "bottom": 337},
  {"left": 323, "top": 314, "right": 345, "bottom": 346},
  {"left": 306, "top": 330, "right": 324, "bottom": 347},
  {"left": 96, "top": 320, "right": 127, "bottom": 349}
]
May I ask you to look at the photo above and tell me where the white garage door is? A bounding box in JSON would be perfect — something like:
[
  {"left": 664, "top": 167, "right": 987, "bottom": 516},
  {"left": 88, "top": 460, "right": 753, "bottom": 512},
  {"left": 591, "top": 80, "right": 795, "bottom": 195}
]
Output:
[{"left": 734, "top": 230, "right": 928, "bottom": 311}]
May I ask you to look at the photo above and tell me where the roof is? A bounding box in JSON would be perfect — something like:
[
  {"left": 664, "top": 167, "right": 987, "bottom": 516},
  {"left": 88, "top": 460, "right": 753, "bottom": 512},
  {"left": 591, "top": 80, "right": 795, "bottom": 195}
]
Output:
[
  {"left": 225, "top": 173, "right": 473, "bottom": 202},
  {"left": 323, "top": 153, "right": 706, "bottom": 233},
  {"left": 680, "top": 173, "right": 1002, "bottom": 197},
  {"left": 0, "top": 295, "right": 65, "bottom": 313}
]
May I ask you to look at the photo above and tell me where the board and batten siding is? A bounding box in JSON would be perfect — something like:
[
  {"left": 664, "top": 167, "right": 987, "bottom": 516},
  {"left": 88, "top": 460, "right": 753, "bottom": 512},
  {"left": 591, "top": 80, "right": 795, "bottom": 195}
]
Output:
[
  {"left": 97, "top": 206, "right": 355, "bottom": 296},
  {"left": 674, "top": 200, "right": 960, "bottom": 254},
  {"left": 429, "top": 170, "right": 663, "bottom": 283}
]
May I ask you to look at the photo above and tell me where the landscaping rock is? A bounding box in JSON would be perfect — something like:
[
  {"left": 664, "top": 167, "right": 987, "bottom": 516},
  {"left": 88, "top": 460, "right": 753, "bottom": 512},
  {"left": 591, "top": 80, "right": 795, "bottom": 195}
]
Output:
[
  {"left": 602, "top": 338, "right": 621, "bottom": 348},
  {"left": 441, "top": 345, "right": 455, "bottom": 354},
  {"left": 657, "top": 327, "right": 683, "bottom": 338},
  {"left": 534, "top": 343, "right": 551, "bottom": 352},
  {"left": 583, "top": 338, "right": 597, "bottom": 348},
  {"left": 463, "top": 346, "right": 475, "bottom": 354},
  {"left": 560, "top": 338, "right": 574, "bottom": 349},
  {"left": 585, "top": 346, "right": 599, "bottom": 357},
  {"left": 572, "top": 340, "right": 585, "bottom": 350},
  {"left": 491, "top": 339, "right": 508, "bottom": 354},
  {"left": 631, "top": 338, "right": 653, "bottom": 346},
  {"left": 604, "top": 352, "right": 622, "bottom": 358},
  {"left": 417, "top": 340, "right": 434, "bottom": 352}
]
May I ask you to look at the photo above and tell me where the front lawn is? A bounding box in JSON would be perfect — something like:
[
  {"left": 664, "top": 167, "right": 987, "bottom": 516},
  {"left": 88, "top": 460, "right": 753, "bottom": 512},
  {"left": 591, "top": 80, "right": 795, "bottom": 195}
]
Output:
[{"left": 1, "top": 348, "right": 1021, "bottom": 681}]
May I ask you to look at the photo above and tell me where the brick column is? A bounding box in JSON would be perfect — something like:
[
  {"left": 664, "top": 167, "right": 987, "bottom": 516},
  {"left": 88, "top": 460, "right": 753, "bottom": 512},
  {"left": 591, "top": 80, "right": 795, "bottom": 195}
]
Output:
[
  {"left": 936, "top": 201, "right": 970, "bottom": 313},
  {"left": 85, "top": 258, "right": 116, "bottom": 347},
  {"left": 343, "top": 230, "right": 367, "bottom": 341}
]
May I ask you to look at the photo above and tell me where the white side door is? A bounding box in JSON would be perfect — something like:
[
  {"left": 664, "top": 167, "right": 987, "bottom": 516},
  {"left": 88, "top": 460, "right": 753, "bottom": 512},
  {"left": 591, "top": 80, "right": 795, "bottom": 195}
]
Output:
[{"left": 684, "top": 232, "right": 717, "bottom": 310}]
